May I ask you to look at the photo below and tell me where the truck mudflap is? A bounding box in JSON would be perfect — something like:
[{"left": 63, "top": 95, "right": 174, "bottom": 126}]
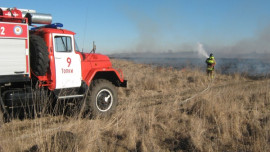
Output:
[
  {"left": 119, "top": 80, "right": 127, "bottom": 88},
  {"left": 116, "top": 68, "right": 127, "bottom": 87}
]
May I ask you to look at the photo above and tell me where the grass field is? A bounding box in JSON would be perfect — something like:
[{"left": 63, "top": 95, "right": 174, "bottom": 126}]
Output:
[{"left": 0, "top": 59, "right": 269, "bottom": 151}]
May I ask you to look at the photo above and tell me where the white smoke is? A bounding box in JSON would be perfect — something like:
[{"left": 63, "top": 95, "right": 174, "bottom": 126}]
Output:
[{"left": 197, "top": 42, "right": 209, "bottom": 58}]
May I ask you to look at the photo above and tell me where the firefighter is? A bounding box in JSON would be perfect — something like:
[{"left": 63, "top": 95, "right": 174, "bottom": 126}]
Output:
[{"left": 205, "top": 53, "right": 216, "bottom": 78}]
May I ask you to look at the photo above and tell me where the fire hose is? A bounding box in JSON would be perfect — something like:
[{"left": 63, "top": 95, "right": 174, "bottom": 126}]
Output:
[{"left": 179, "top": 78, "right": 214, "bottom": 106}]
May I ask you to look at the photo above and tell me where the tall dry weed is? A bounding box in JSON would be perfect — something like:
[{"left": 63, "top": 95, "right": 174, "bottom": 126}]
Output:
[{"left": 0, "top": 59, "right": 269, "bottom": 151}]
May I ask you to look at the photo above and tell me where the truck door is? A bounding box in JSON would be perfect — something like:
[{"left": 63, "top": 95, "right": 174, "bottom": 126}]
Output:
[{"left": 53, "top": 34, "right": 82, "bottom": 89}]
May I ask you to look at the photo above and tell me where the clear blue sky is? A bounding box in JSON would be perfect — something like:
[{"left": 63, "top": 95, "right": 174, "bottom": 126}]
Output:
[{"left": 1, "top": 0, "right": 270, "bottom": 54}]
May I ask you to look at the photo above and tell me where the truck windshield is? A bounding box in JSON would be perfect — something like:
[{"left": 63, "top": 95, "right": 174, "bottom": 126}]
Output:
[{"left": 55, "top": 36, "right": 72, "bottom": 52}]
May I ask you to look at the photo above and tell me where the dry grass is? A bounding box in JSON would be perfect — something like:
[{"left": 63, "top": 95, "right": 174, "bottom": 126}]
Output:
[{"left": 0, "top": 59, "right": 269, "bottom": 152}]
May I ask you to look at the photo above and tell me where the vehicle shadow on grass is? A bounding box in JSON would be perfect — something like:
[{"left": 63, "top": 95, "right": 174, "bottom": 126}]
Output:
[{"left": 2, "top": 97, "right": 87, "bottom": 123}]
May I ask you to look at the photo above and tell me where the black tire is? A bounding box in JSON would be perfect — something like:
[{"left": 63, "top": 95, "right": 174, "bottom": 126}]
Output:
[
  {"left": 86, "top": 79, "right": 118, "bottom": 118},
  {"left": 29, "top": 35, "right": 49, "bottom": 76}
]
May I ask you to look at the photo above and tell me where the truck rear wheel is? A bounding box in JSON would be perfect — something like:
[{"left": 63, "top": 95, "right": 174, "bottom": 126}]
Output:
[
  {"left": 87, "top": 79, "right": 118, "bottom": 118},
  {"left": 29, "top": 35, "right": 49, "bottom": 76}
]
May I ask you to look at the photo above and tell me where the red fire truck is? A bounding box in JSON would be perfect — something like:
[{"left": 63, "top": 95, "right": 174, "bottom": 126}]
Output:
[{"left": 0, "top": 7, "right": 127, "bottom": 123}]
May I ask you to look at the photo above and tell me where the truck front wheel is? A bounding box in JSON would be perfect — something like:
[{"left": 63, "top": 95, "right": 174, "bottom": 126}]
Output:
[{"left": 87, "top": 79, "right": 118, "bottom": 118}]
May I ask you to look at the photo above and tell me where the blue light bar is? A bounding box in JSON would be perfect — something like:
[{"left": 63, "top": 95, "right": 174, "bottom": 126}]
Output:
[
  {"left": 44, "top": 23, "right": 63, "bottom": 28},
  {"left": 31, "top": 23, "right": 63, "bottom": 30}
]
